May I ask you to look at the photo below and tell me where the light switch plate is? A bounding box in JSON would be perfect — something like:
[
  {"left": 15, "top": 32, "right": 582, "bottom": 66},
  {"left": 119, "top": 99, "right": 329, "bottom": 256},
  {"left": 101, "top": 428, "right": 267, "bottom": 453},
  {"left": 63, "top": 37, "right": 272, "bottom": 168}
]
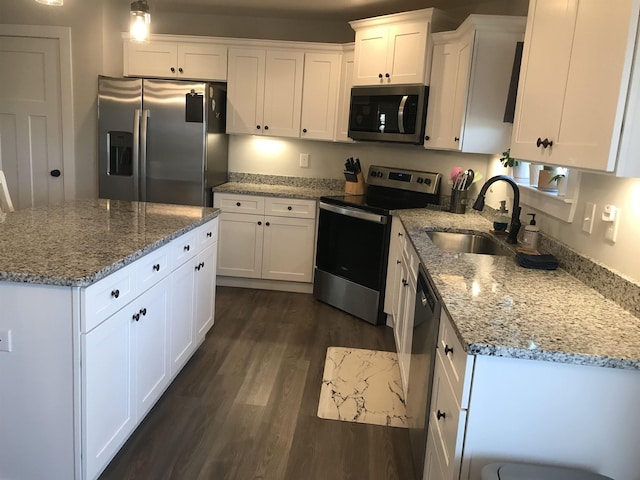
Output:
[
  {"left": 0, "top": 329, "right": 12, "bottom": 352},
  {"left": 605, "top": 208, "right": 620, "bottom": 242},
  {"left": 299, "top": 153, "right": 309, "bottom": 168},
  {"left": 582, "top": 202, "right": 596, "bottom": 234}
]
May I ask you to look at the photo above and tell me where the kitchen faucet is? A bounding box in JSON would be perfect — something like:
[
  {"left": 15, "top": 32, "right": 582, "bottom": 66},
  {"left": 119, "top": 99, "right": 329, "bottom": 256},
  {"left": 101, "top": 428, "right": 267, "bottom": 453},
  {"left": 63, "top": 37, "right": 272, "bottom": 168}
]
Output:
[{"left": 472, "top": 175, "right": 521, "bottom": 244}]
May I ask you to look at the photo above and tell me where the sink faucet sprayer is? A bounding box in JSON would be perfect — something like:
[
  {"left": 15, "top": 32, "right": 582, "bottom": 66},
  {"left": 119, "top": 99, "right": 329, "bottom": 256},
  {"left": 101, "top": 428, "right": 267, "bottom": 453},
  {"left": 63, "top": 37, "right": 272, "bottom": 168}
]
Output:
[{"left": 472, "top": 175, "right": 521, "bottom": 244}]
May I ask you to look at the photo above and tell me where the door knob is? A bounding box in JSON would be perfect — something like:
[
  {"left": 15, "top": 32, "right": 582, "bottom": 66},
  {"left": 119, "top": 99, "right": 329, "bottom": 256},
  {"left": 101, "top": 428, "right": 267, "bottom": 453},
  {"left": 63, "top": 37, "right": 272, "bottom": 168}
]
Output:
[{"left": 50, "top": 169, "right": 61, "bottom": 177}]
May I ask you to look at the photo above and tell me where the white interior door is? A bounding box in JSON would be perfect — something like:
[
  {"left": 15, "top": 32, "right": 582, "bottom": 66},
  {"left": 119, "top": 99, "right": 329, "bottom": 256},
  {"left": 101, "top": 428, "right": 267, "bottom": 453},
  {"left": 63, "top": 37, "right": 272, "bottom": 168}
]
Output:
[{"left": 0, "top": 34, "right": 66, "bottom": 209}]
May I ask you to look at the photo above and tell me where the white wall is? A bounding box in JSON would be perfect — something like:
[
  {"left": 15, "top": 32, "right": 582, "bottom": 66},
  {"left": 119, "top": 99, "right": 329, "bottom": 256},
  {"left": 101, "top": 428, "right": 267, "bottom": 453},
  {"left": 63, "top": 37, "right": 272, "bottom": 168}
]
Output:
[{"left": 229, "top": 135, "right": 491, "bottom": 195}]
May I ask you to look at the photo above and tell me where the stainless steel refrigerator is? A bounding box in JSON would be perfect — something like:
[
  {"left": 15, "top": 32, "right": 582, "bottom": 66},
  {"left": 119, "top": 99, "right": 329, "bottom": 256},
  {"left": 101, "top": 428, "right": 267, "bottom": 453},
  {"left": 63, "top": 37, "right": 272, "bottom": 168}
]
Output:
[{"left": 98, "top": 76, "right": 228, "bottom": 207}]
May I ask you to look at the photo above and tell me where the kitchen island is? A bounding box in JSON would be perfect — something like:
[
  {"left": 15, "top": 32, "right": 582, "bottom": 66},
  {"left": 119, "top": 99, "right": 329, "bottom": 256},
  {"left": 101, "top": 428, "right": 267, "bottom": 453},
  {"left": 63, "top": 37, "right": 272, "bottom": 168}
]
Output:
[
  {"left": 0, "top": 199, "right": 220, "bottom": 480},
  {"left": 396, "top": 208, "right": 640, "bottom": 480}
]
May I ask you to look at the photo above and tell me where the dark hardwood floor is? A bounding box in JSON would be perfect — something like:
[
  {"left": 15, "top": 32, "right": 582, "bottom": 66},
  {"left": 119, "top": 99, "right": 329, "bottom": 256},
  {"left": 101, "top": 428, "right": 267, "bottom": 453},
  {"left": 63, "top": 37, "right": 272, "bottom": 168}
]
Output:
[{"left": 100, "top": 286, "right": 415, "bottom": 480}]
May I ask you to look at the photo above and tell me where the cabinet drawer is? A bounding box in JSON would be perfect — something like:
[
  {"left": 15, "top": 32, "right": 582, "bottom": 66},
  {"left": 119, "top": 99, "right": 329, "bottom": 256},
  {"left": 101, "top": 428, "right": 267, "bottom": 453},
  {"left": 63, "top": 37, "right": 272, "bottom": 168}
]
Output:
[
  {"left": 171, "top": 228, "right": 199, "bottom": 267},
  {"left": 197, "top": 217, "right": 219, "bottom": 250},
  {"left": 136, "top": 243, "right": 171, "bottom": 293},
  {"left": 214, "top": 193, "right": 265, "bottom": 214},
  {"left": 430, "top": 353, "right": 467, "bottom": 479},
  {"left": 438, "top": 311, "right": 473, "bottom": 408},
  {"left": 264, "top": 197, "right": 316, "bottom": 219},
  {"left": 82, "top": 264, "right": 137, "bottom": 333}
]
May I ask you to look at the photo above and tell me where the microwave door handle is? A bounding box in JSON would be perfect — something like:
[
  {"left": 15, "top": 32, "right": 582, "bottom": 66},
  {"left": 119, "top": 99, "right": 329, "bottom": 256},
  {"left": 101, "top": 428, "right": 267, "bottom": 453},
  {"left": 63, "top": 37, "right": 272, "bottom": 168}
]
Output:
[{"left": 398, "top": 95, "right": 408, "bottom": 134}]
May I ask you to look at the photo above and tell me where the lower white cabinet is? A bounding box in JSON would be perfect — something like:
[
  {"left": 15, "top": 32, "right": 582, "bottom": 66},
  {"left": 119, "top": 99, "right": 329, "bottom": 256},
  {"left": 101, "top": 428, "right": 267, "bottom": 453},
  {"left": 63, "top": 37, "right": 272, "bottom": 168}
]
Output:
[
  {"left": 423, "top": 309, "right": 473, "bottom": 480},
  {"left": 385, "top": 217, "right": 419, "bottom": 397},
  {"left": 214, "top": 193, "right": 316, "bottom": 284},
  {"left": 82, "top": 218, "right": 218, "bottom": 480}
]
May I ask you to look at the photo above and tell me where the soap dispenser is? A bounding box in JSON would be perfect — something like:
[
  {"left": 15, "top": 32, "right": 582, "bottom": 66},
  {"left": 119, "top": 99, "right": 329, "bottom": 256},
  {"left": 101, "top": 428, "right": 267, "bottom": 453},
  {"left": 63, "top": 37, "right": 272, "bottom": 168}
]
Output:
[
  {"left": 521, "top": 213, "right": 540, "bottom": 251},
  {"left": 493, "top": 200, "right": 510, "bottom": 233}
]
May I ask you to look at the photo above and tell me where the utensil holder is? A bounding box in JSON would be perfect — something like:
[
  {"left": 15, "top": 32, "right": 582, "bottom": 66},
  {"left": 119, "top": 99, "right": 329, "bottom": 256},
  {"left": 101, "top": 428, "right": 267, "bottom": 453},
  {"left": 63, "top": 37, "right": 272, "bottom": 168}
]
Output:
[
  {"left": 345, "top": 173, "right": 367, "bottom": 195},
  {"left": 450, "top": 188, "right": 468, "bottom": 214}
]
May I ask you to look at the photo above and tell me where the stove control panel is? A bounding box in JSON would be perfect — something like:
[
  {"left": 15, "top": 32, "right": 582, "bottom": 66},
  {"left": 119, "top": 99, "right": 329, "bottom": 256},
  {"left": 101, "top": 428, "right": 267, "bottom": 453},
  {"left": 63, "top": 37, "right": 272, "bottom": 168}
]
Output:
[{"left": 368, "top": 165, "right": 441, "bottom": 195}]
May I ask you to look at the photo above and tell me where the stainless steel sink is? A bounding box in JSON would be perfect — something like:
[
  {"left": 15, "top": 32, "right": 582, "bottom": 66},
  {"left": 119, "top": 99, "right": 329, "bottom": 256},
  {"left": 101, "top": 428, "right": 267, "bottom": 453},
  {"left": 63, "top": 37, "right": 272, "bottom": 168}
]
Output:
[{"left": 426, "top": 231, "right": 511, "bottom": 256}]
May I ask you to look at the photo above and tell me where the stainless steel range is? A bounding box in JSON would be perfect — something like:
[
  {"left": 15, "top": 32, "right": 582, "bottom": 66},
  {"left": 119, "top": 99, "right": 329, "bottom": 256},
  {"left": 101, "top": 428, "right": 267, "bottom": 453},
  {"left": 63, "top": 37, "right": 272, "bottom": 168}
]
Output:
[{"left": 313, "top": 165, "right": 441, "bottom": 325}]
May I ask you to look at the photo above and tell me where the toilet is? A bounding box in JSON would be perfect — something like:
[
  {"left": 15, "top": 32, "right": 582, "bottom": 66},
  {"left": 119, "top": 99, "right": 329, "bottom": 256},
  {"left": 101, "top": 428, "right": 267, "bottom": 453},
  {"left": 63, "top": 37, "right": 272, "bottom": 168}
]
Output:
[{"left": 481, "top": 462, "right": 614, "bottom": 480}]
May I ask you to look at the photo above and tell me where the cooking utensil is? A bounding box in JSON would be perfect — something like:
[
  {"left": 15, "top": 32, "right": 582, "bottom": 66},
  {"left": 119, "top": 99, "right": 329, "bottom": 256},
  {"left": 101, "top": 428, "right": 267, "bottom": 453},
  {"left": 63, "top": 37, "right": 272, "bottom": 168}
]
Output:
[
  {"left": 450, "top": 166, "right": 463, "bottom": 183},
  {"left": 464, "top": 169, "right": 474, "bottom": 189}
]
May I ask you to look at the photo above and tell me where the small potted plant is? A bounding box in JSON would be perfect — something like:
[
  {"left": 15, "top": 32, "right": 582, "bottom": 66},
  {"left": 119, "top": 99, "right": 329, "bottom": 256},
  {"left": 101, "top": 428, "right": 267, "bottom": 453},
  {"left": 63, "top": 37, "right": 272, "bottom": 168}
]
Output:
[
  {"left": 500, "top": 149, "right": 528, "bottom": 181},
  {"left": 537, "top": 165, "right": 559, "bottom": 191},
  {"left": 550, "top": 169, "right": 568, "bottom": 196}
]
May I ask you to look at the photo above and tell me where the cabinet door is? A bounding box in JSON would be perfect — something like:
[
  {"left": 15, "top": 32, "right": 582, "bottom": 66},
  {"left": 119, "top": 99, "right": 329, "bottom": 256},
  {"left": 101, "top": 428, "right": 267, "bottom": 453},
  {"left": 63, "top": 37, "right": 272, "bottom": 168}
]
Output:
[
  {"left": 424, "top": 41, "right": 461, "bottom": 150},
  {"left": 262, "top": 216, "right": 315, "bottom": 282},
  {"left": 386, "top": 21, "right": 429, "bottom": 85},
  {"left": 335, "top": 48, "right": 355, "bottom": 142},
  {"left": 300, "top": 52, "right": 341, "bottom": 140},
  {"left": 124, "top": 40, "right": 178, "bottom": 78},
  {"left": 511, "top": 0, "right": 638, "bottom": 170},
  {"left": 449, "top": 36, "right": 474, "bottom": 151},
  {"left": 134, "top": 278, "right": 170, "bottom": 419},
  {"left": 353, "top": 26, "right": 389, "bottom": 85},
  {"left": 384, "top": 217, "right": 404, "bottom": 318},
  {"left": 263, "top": 50, "right": 304, "bottom": 137},
  {"left": 195, "top": 243, "right": 217, "bottom": 344},
  {"left": 169, "top": 257, "right": 197, "bottom": 375},
  {"left": 216, "top": 212, "right": 264, "bottom": 279},
  {"left": 177, "top": 43, "right": 227, "bottom": 81},
  {"left": 82, "top": 307, "right": 135, "bottom": 480},
  {"left": 227, "top": 48, "right": 266, "bottom": 135},
  {"left": 510, "top": 0, "right": 576, "bottom": 162}
]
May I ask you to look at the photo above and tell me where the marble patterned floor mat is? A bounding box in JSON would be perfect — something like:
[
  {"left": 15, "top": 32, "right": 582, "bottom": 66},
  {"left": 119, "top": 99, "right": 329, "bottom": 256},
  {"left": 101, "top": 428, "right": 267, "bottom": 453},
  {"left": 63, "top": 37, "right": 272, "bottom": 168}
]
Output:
[{"left": 317, "top": 346, "right": 407, "bottom": 428}]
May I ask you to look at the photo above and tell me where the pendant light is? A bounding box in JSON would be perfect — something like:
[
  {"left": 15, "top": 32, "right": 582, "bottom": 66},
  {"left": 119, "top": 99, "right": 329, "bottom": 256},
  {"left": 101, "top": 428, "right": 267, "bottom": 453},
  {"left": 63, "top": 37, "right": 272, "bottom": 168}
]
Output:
[
  {"left": 130, "top": 0, "right": 151, "bottom": 43},
  {"left": 35, "top": 0, "right": 63, "bottom": 5}
]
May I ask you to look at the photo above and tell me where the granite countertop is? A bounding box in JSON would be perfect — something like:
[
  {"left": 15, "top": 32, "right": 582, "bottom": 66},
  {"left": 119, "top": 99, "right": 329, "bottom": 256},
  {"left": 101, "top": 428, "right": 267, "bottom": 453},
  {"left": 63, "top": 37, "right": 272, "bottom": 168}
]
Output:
[
  {"left": 213, "top": 181, "right": 344, "bottom": 200},
  {"left": 0, "top": 199, "right": 219, "bottom": 287},
  {"left": 398, "top": 209, "right": 640, "bottom": 371}
]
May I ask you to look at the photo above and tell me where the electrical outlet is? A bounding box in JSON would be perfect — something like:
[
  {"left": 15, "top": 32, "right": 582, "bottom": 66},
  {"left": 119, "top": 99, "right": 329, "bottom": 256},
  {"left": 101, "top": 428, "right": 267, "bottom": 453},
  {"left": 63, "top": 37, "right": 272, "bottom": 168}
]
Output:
[
  {"left": 604, "top": 207, "right": 620, "bottom": 243},
  {"left": 299, "top": 153, "right": 309, "bottom": 168},
  {"left": 582, "top": 202, "right": 596, "bottom": 234},
  {"left": 0, "top": 330, "right": 12, "bottom": 352}
]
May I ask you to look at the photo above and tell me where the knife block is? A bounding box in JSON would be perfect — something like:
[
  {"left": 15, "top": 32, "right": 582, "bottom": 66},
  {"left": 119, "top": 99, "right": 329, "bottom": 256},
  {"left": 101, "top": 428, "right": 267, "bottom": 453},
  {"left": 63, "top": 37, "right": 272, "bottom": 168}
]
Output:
[{"left": 345, "top": 173, "right": 367, "bottom": 195}]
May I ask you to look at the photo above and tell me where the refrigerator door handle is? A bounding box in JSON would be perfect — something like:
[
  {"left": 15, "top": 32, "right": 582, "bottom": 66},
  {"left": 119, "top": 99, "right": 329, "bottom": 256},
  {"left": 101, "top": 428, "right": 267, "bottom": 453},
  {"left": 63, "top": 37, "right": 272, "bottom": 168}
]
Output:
[
  {"left": 132, "top": 108, "right": 141, "bottom": 200},
  {"left": 140, "top": 109, "right": 150, "bottom": 202}
]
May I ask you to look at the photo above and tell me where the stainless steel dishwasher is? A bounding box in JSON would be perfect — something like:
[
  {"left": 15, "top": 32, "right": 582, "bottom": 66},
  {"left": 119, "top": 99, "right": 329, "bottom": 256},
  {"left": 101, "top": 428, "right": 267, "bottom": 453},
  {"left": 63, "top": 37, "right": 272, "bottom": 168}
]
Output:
[{"left": 407, "top": 264, "right": 441, "bottom": 479}]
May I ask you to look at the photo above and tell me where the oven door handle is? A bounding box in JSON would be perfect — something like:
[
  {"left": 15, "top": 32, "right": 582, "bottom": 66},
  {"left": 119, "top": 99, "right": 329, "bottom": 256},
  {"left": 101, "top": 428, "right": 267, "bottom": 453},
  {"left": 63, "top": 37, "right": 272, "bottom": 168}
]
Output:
[{"left": 319, "top": 202, "right": 388, "bottom": 224}]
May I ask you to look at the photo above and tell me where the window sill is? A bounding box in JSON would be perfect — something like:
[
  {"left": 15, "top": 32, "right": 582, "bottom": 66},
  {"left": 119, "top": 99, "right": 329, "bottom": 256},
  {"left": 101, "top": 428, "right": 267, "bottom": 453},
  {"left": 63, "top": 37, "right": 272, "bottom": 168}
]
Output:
[{"left": 516, "top": 174, "right": 580, "bottom": 223}]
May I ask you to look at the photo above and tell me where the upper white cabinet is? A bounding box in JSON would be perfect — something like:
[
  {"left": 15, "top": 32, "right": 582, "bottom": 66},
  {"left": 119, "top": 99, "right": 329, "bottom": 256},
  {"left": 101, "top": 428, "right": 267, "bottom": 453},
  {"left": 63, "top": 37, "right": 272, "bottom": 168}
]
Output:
[
  {"left": 424, "top": 15, "right": 525, "bottom": 154},
  {"left": 510, "top": 0, "right": 640, "bottom": 176},
  {"left": 123, "top": 35, "right": 227, "bottom": 80},
  {"left": 226, "top": 47, "right": 304, "bottom": 137},
  {"left": 349, "top": 8, "right": 455, "bottom": 86},
  {"left": 335, "top": 45, "right": 355, "bottom": 142},
  {"left": 300, "top": 52, "right": 341, "bottom": 141}
]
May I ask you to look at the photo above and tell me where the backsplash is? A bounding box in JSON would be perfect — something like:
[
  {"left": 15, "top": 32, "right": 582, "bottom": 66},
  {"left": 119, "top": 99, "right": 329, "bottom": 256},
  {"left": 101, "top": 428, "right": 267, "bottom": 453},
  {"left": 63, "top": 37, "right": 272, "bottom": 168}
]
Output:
[{"left": 228, "top": 172, "right": 344, "bottom": 190}]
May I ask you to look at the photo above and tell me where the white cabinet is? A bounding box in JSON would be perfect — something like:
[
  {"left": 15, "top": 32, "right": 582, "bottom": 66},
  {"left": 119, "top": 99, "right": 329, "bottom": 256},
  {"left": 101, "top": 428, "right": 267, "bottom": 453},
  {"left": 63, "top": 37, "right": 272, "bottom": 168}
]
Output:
[
  {"left": 384, "top": 217, "right": 419, "bottom": 396},
  {"left": 227, "top": 48, "right": 304, "bottom": 137},
  {"left": 424, "top": 15, "right": 525, "bottom": 154},
  {"left": 335, "top": 45, "right": 355, "bottom": 142},
  {"left": 123, "top": 36, "right": 227, "bottom": 80},
  {"left": 350, "top": 9, "right": 454, "bottom": 86},
  {"left": 83, "top": 275, "right": 171, "bottom": 480},
  {"left": 423, "top": 310, "right": 473, "bottom": 480},
  {"left": 82, "top": 217, "right": 218, "bottom": 479},
  {"left": 510, "top": 0, "right": 640, "bottom": 175},
  {"left": 214, "top": 193, "right": 316, "bottom": 284},
  {"left": 82, "top": 299, "right": 136, "bottom": 480},
  {"left": 300, "top": 52, "right": 341, "bottom": 141}
]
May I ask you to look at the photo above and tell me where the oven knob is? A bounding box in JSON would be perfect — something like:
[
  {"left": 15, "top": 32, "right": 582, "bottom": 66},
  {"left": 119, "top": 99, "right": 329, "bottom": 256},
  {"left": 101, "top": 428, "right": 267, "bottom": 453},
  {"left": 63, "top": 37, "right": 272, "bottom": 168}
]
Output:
[
  {"left": 377, "top": 172, "right": 383, "bottom": 178},
  {"left": 424, "top": 178, "right": 431, "bottom": 185},
  {"left": 417, "top": 178, "right": 424, "bottom": 184},
  {"left": 370, "top": 170, "right": 377, "bottom": 177}
]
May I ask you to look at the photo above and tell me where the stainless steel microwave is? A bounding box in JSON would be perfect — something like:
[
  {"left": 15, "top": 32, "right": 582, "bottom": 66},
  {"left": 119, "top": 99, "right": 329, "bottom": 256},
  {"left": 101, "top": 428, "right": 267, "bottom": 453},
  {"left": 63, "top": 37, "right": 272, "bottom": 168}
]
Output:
[{"left": 348, "top": 84, "right": 429, "bottom": 144}]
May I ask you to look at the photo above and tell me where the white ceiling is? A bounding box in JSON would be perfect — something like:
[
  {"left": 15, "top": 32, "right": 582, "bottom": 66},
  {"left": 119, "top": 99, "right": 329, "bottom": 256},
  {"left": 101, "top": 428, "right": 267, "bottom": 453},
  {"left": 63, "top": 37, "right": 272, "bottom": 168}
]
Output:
[{"left": 152, "top": 0, "right": 526, "bottom": 22}]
